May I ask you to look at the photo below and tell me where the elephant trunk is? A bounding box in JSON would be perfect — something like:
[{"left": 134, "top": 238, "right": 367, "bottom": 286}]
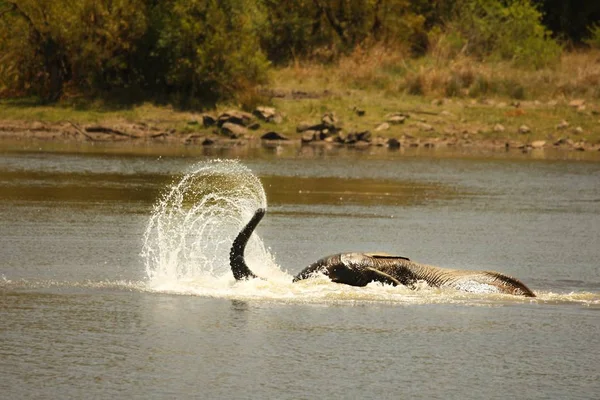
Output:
[{"left": 229, "top": 208, "right": 265, "bottom": 280}]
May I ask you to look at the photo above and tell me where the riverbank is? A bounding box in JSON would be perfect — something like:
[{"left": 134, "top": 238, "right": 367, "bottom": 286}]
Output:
[{"left": 1, "top": 91, "right": 599, "bottom": 155}]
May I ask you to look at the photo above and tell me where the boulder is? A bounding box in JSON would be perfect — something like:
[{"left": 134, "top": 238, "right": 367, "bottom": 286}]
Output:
[
  {"left": 518, "top": 125, "right": 531, "bottom": 134},
  {"left": 556, "top": 120, "right": 569, "bottom": 130},
  {"left": 30, "top": 121, "right": 46, "bottom": 131},
  {"left": 530, "top": 140, "right": 546, "bottom": 149},
  {"left": 322, "top": 112, "right": 338, "bottom": 128},
  {"left": 221, "top": 122, "right": 247, "bottom": 138},
  {"left": 554, "top": 138, "right": 573, "bottom": 147},
  {"left": 261, "top": 131, "right": 289, "bottom": 141},
  {"left": 217, "top": 110, "right": 253, "bottom": 127},
  {"left": 493, "top": 124, "right": 505, "bottom": 133},
  {"left": 387, "top": 138, "right": 401, "bottom": 149},
  {"left": 373, "top": 136, "right": 387, "bottom": 147},
  {"left": 301, "top": 130, "right": 318, "bottom": 143},
  {"left": 387, "top": 115, "right": 406, "bottom": 125},
  {"left": 417, "top": 122, "right": 434, "bottom": 132},
  {"left": 345, "top": 132, "right": 357, "bottom": 144},
  {"left": 253, "top": 106, "right": 283, "bottom": 124},
  {"left": 353, "top": 106, "right": 366, "bottom": 116},
  {"left": 297, "top": 121, "right": 325, "bottom": 133},
  {"left": 375, "top": 122, "right": 390, "bottom": 132},
  {"left": 202, "top": 114, "right": 217, "bottom": 127},
  {"left": 356, "top": 130, "right": 371, "bottom": 142}
]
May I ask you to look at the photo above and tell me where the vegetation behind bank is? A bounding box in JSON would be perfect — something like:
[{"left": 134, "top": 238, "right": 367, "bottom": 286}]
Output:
[{"left": 1, "top": 0, "right": 599, "bottom": 108}]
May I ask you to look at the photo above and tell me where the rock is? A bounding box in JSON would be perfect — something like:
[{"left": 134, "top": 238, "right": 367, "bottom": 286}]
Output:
[
  {"left": 493, "top": 124, "right": 505, "bottom": 133},
  {"left": 30, "top": 121, "right": 45, "bottom": 131},
  {"left": 202, "top": 114, "right": 216, "bottom": 127},
  {"left": 577, "top": 105, "right": 587, "bottom": 113},
  {"left": 345, "top": 132, "right": 357, "bottom": 144},
  {"left": 554, "top": 138, "right": 574, "bottom": 147},
  {"left": 556, "top": 120, "right": 569, "bottom": 130},
  {"left": 301, "top": 130, "right": 318, "bottom": 143},
  {"left": 356, "top": 130, "right": 371, "bottom": 142},
  {"left": 569, "top": 99, "right": 585, "bottom": 108},
  {"left": 334, "top": 132, "right": 347, "bottom": 143},
  {"left": 573, "top": 126, "right": 584, "bottom": 134},
  {"left": 353, "top": 106, "right": 365, "bottom": 116},
  {"left": 387, "top": 138, "right": 401, "bottom": 149},
  {"left": 297, "top": 121, "right": 326, "bottom": 133},
  {"left": 318, "top": 130, "right": 330, "bottom": 140},
  {"left": 322, "top": 112, "right": 337, "bottom": 128},
  {"left": 296, "top": 121, "right": 313, "bottom": 133},
  {"left": 253, "top": 106, "right": 283, "bottom": 124},
  {"left": 518, "top": 125, "right": 531, "bottom": 134},
  {"left": 261, "top": 131, "right": 289, "bottom": 141},
  {"left": 202, "top": 138, "right": 215, "bottom": 146},
  {"left": 217, "top": 110, "right": 253, "bottom": 127},
  {"left": 530, "top": 140, "right": 546, "bottom": 149},
  {"left": 375, "top": 122, "right": 390, "bottom": 131},
  {"left": 373, "top": 136, "right": 387, "bottom": 147},
  {"left": 440, "top": 110, "right": 455, "bottom": 118},
  {"left": 387, "top": 115, "right": 406, "bottom": 124},
  {"left": 248, "top": 122, "right": 261, "bottom": 130},
  {"left": 221, "top": 122, "right": 247, "bottom": 138},
  {"left": 417, "top": 122, "right": 434, "bottom": 132},
  {"left": 271, "top": 114, "right": 284, "bottom": 124},
  {"left": 253, "top": 106, "right": 276, "bottom": 120},
  {"left": 423, "top": 142, "right": 435, "bottom": 148}
]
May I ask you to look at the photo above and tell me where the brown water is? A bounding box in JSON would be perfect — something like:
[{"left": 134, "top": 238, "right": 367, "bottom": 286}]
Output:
[{"left": 1, "top": 143, "right": 599, "bottom": 399}]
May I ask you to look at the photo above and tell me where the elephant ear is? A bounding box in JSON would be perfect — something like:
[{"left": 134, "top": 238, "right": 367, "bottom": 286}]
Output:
[
  {"left": 363, "top": 267, "right": 402, "bottom": 286},
  {"left": 364, "top": 252, "right": 410, "bottom": 261}
]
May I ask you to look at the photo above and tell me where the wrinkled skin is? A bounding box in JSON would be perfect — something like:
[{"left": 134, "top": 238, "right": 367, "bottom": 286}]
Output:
[{"left": 230, "top": 209, "right": 535, "bottom": 297}]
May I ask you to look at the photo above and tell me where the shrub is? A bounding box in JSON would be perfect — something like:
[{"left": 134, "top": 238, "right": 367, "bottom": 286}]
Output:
[
  {"left": 584, "top": 24, "right": 600, "bottom": 49},
  {"left": 448, "top": 0, "right": 561, "bottom": 69}
]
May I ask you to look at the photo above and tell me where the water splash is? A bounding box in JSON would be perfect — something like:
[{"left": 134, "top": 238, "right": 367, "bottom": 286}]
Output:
[
  {"left": 136, "top": 159, "right": 600, "bottom": 307},
  {"left": 141, "top": 159, "right": 283, "bottom": 290}
]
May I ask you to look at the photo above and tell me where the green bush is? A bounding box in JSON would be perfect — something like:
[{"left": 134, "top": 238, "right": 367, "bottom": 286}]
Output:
[
  {"left": 0, "top": 0, "right": 268, "bottom": 105},
  {"left": 449, "top": 0, "right": 561, "bottom": 69},
  {"left": 154, "top": 0, "right": 269, "bottom": 107},
  {"left": 584, "top": 23, "right": 600, "bottom": 49}
]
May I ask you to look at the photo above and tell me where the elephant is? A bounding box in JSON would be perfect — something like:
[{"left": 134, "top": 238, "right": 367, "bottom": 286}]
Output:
[{"left": 230, "top": 208, "right": 536, "bottom": 297}]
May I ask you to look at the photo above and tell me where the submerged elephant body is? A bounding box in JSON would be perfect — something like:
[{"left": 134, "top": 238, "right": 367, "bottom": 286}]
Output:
[
  {"left": 295, "top": 252, "right": 536, "bottom": 297},
  {"left": 230, "top": 208, "right": 535, "bottom": 297}
]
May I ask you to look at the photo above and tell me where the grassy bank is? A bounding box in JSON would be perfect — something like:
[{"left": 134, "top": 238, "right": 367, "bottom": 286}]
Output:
[{"left": 1, "top": 50, "right": 599, "bottom": 148}]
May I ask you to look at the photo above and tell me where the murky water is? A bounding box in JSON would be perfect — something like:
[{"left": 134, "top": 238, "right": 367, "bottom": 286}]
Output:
[{"left": 1, "top": 144, "right": 599, "bottom": 399}]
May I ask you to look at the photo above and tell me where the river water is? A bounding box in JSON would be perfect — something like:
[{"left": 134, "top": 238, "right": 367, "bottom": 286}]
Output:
[{"left": 1, "top": 143, "right": 599, "bottom": 399}]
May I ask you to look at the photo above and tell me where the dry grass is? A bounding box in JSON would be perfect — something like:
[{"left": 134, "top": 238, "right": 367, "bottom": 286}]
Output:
[{"left": 271, "top": 45, "right": 600, "bottom": 102}]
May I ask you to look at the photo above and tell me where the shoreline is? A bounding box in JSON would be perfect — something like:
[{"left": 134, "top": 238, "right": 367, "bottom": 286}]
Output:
[
  {"left": 1, "top": 119, "right": 599, "bottom": 163},
  {"left": 1, "top": 117, "right": 599, "bottom": 154}
]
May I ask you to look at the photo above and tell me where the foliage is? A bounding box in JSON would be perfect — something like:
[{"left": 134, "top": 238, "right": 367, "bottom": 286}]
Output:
[
  {"left": 0, "top": 0, "right": 268, "bottom": 105},
  {"left": 260, "top": 0, "right": 426, "bottom": 63},
  {"left": 153, "top": 0, "right": 269, "bottom": 107},
  {"left": 584, "top": 23, "right": 600, "bottom": 49},
  {"left": 0, "top": 0, "right": 597, "bottom": 105},
  {"left": 446, "top": 0, "right": 561, "bottom": 69}
]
